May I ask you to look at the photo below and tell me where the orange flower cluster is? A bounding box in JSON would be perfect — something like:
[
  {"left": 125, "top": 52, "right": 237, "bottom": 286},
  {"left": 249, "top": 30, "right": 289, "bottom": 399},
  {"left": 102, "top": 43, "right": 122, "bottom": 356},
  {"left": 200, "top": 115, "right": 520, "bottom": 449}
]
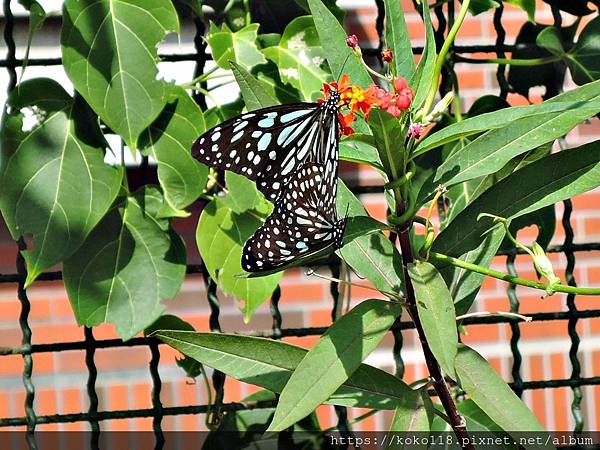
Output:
[{"left": 321, "top": 73, "right": 414, "bottom": 135}]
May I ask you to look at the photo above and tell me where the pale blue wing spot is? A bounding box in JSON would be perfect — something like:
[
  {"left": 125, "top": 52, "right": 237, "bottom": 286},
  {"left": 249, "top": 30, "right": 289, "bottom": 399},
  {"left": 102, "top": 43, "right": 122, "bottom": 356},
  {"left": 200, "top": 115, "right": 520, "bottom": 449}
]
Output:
[
  {"left": 280, "top": 109, "right": 314, "bottom": 123},
  {"left": 231, "top": 131, "right": 244, "bottom": 142},
  {"left": 257, "top": 133, "right": 272, "bottom": 151}
]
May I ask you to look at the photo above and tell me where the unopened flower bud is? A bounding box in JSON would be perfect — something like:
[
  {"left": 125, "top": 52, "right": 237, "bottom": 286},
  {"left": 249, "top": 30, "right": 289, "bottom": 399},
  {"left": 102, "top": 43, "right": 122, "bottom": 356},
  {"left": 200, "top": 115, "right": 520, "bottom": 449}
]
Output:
[
  {"left": 382, "top": 48, "right": 393, "bottom": 63},
  {"left": 408, "top": 122, "right": 424, "bottom": 139},
  {"left": 426, "top": 91, "right": 454, "bottom": 122},
  {"left": 346, "top": 34, "right": 361, "bottom": 56},
  {"left": 530, "top": 242, "right": 561, "bottom": 291}
]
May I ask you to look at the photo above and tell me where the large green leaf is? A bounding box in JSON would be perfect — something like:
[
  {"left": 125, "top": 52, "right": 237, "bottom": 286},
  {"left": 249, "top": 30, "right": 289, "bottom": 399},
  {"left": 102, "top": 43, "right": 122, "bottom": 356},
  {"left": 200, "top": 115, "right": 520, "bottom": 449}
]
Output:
[
  {"left": 139, "top": 86, "right": 207, "bottom": 216},
  {"left": 307, "top": 0, "right": 371, "bottom": 87},
  {"left": 384, "top": 0, "right": 415, "bottom": 79},
  {"left": 433, "top": 140, "right": 600, "bottom": 259},
  {"left": 435, "top": 101, "right": 600, "bottom": 188},
  {"left": 0, "top": 78, "right": 122, "bottom": 286},
  {"left": 63, "top": 187, "right": 186, "bottom": 340},
  {"left": 368, "top": 109, "right": 404, "bottom": 182},
  {"left": 206, "top": 22, "right": 267, "bottom": 70},
  {"left": 197, "top": 198, "right": 281, "bottom": 321},
  {"left": 268, "top": 299, "right": 404, "bottom": 431},
  {"left": 339, "top": 135, "right": 383, "bottom": 171},
  {"left": 337, "top": 182, "right": 404, "bottom": 295},
  {"left": 155, "top": 330, "right": 412, "bottom": 409},
  {"left": 230, "top": 61, "right": 278, "bottom": 110},
  {"left": 61, "top": 0, "right": 179, "bottom": 150},
  {"left": 415, "top": 79, "right": 600, "bottom": 157},
  {"left": 220, "top": 171, "right": 262, "bottom": 214},
  {"left": 456, "top": 345, "right": 546, "bottom": 441},
  {"left": 408, "top": 262, "right": 457, "bottom": 379},
  {"left": 567, "top": 16, "right": 600, "bottom": 85},
  {"left": 263, "top": 16, "right": 329, "bottom": 101},
  {"left": 389, "top": 388, "right": 433, "bottom": 437}
]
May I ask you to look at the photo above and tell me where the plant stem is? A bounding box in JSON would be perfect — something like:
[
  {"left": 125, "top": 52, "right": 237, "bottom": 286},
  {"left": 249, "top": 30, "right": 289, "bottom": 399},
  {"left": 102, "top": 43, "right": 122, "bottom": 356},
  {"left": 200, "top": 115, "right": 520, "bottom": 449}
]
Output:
[
  {"left": 423, "top": 0, "right": 471, "bottom": 116},
  {"left": 429, "top": 252, "right": 600, "bottom": 295},
  {"left": 396, "top": 221, "right": 473, "bottom": 448},
  {"left": 455, "top": 54, "right": 562, "bottom": 66}
]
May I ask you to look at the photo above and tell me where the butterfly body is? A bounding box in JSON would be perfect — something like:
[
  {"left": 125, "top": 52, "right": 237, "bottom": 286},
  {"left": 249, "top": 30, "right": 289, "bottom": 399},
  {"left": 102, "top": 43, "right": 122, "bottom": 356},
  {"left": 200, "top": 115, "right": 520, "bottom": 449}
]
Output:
[{"left": 193, "top": 91, "right": 346, "bottom": 272}]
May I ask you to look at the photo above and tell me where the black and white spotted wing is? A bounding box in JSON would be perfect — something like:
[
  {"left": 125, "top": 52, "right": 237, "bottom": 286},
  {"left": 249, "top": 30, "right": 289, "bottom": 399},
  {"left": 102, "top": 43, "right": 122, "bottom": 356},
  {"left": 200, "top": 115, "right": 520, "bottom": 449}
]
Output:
[
  {"left": 192, "top": 96, "right": 340, "bottom": 202},
  {"left": 242, "top": 163, "right": 346, "bottom": 272}
]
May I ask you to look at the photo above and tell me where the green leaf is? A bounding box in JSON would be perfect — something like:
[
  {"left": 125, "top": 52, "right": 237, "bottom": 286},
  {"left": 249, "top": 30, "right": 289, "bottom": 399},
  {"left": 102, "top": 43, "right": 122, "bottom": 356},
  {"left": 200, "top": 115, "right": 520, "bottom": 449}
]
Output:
[
  {"left": 455, "top": 345, "right": 546, "bottom": 441},
  {"left": 155, "top": 330, "right": 412, "bottom": 409},
  {"left": 368, "top": 109, "right": 404, "bottom": 182},
  {"left": 307, "top": 0, "right": 371, "bottom": 87},
  {"left": 505, "top": 0, "right": 535, "bottom": 21},
  {"left": 536, "top": 26, "right": 565, "bottom": 56},
  {"left": 433, "top": 140, "right": 600, "bottom": 260},
  {"left": 230, "top": 61, "right": 278, "bottom": 110},
  {"left": 469, "top": 0, "right": 500, "bottom": 15},
  {"left": 435, "top": 101, "right": 600, "bottom": 188},
  {"left": 389, "top": 388, "right": 433, "bottom": 438},
  {"left": 252, "top": 61, "right": 303, "bottom": 104},
  {"left": 61, "top": 0, "right": 179, "bottom": 150},
  {"left": 17, "top": 0, "right": 47, "bottom": 76},
  {"left": 383, "top": 0, "right": 415, "bottom": 79},
  {"left": 268, "top": 299, "right": 404, "bottom": 431},
  {"left": 410, "top": 1, "right": 436, "bottom": 108},
  {"left": 0, "top": 78, "right": 122, "bottom": 286},
  {"left": 197, "top": 198, "right": 281, "bottom": 321},
  {"left": 567, "top": 16, "right": 600, "bottom": 85},
  {"left": 63, "top": 187, "right": 186, "bottom": 340},
  {"left": 145, "top": 315, "right": 202, "bottom": 378},
  {"left": 139, "top": 86, "right": 207, "bottom": 216},
  {"left": 337, "top": 181, "right": 404, "bottom": 295},
  {"left": 263, "top": 16, "right": 329, "bottom": 101},
  {"left": 339, "top": 134, "right": 383, "bottom": 171},
  {"left": 408, "top": 262, "right": 457, "bottom": 379},
  {"left": 415, "top": 101, "right": 596, "bottom": 158},
  {"left": 206, "top": 22, "right": 267, "bottom": 70},
  {"left": 220, "top": 171, "right": 262, "bottom": 214}
]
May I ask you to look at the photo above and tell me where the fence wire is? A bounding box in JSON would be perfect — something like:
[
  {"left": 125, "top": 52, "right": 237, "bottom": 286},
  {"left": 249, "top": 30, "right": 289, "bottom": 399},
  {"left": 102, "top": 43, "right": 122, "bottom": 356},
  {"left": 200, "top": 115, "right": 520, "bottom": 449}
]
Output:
[{"left": 1, "top": 0, "right": 599, "bottom": 445}]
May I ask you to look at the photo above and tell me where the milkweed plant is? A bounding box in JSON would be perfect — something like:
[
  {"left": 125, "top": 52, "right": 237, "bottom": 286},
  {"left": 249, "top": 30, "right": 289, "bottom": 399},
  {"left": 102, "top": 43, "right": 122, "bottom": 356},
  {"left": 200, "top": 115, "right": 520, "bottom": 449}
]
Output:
[{"left": 1, "top": 0, "right": 600, "bottom": 443}]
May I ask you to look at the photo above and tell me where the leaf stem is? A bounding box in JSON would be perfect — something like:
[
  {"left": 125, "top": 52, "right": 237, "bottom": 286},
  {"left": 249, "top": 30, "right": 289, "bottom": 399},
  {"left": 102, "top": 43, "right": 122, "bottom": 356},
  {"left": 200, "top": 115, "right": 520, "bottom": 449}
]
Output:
[
  {"left": 423, "top": 0, "right": 471, "bottom": 116},
  {"left": 454, "top": 54, "right": 562, "bottom": 66},
  {"left": 456, "top": 311, "right": 532, "bottom": 322},
  {"left": 428, "top": 251, "right": 600, "bottom": 295}
]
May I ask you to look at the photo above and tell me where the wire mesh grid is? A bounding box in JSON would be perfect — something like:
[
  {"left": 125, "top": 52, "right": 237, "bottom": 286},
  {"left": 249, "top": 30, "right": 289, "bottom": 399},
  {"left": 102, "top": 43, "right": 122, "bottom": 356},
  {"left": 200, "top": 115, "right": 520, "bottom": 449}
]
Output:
[{"left": 1, "top": 0, "right": 600, "bottom": 444}]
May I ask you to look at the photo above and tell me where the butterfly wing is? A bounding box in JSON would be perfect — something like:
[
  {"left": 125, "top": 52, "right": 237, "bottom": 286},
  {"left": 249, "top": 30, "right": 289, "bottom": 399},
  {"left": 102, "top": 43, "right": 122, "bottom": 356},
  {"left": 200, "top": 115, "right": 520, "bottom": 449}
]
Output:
[
  {"left": 241, "top": 163, "right": 345, "bottom": 272},
  {"left": 192, "top": 102, "right": 339, "bottom": 201}
]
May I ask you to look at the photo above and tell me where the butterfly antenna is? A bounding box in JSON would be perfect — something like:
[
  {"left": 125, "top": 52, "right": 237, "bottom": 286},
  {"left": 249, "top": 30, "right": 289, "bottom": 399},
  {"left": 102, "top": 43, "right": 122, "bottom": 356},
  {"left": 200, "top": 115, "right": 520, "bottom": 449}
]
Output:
[{"left": 334, "top": 53, "right": 352, "bottom": 84}]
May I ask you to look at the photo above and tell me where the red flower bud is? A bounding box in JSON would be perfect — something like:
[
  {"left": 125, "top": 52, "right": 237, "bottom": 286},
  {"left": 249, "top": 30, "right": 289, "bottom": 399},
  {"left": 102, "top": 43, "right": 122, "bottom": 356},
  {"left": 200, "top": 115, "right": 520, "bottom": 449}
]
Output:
[
  {"left": 393, "top": 76, "right": 408, "bottom": 92},
  {"left": 346, "top": 34, "right": 359, "bottom": 49},
  {"left": 408, "top": 123, "right": 424, "bottom": 139}
]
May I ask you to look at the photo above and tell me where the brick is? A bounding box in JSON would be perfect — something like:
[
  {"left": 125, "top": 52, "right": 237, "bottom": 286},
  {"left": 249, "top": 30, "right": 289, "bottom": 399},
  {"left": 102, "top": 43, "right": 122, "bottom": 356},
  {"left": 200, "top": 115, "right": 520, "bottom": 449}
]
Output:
[
  {"left": 95, "top": 347, "right": 150, "bottom": 371},
  {"left": 0, "top": 354, "right": 23, "bottom": 376},
  {"left": 461, "top": 323, "right": 501, "bottom": 344},
  {"left": 106, "top": 384, "right": 130, "bottom": 431},
  {"left": 527, "top": 355, "right": 547, "bottom": 428},
  {"left": 279, "top": 278, "right": 326, "bottom": 303},
  {"left": 315, "top": 404, "right": 335, "bottom": 430},
  {"left": 58, "top": 387, "right": 82, "bottom": 415},
  {"left": 35, "top": 388, "right": 57, "bottom": 417}
]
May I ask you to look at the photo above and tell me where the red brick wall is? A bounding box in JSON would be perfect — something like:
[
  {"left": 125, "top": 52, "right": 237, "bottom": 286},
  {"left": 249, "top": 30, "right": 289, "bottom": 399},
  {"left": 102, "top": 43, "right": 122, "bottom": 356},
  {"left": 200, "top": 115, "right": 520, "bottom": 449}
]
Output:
[{"left": 1, "top": 0, "right": 600, "bottom": 433}]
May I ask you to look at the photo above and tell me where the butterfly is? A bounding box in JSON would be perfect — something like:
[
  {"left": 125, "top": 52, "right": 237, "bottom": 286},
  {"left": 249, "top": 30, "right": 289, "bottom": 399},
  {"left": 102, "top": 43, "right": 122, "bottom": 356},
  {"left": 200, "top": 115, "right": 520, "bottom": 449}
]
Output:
[
  {"left": 242, "top": 163, "right": 346, "bottom": 272},
  {"left": 192, "top": 90, "right": 346, "bottom": 272}
]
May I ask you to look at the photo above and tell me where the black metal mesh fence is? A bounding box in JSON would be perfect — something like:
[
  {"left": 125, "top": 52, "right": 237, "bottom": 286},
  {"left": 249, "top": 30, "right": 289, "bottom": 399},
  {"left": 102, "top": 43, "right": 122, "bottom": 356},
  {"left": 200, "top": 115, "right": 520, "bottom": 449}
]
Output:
[{"left": 1, "top": 0, "right": 600, "bottom": 445}]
